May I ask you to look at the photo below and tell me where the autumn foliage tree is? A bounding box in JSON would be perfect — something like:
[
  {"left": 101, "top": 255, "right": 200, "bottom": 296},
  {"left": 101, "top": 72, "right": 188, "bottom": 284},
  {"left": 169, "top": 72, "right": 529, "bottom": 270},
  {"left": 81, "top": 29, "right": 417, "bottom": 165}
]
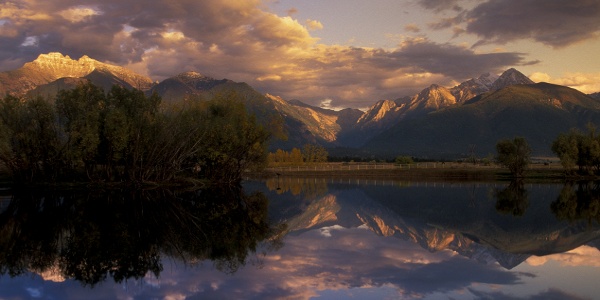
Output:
[{"left": 267, "top": 148, "right": 303, "bottom": 165}]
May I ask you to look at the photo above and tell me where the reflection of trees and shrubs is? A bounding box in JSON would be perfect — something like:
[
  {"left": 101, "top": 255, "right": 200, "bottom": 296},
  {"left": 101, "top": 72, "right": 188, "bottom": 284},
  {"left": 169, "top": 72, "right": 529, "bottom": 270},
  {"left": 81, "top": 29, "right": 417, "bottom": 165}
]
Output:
[
  {"left": 0, "top": 187, "right": 284, "bottom": 286},
  {"left": 494, "top": 180, "right": 529, "bottom": 216},
  {"left": 552, "top": 182, "right": 600, "bottom": 223},
  {"left": 265, "top": 176, "right": 329, "bottom": 198}
]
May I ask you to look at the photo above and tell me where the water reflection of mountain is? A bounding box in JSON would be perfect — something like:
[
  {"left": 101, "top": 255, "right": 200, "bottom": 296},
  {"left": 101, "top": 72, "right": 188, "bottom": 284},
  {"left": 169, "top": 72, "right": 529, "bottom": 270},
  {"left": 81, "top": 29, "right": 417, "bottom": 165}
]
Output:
[
  {"left": 249, "top": 178, "right": 600, "bottom": 269},
  {"left": 0, "top": 187, "right": 281, "bottom": 286}
]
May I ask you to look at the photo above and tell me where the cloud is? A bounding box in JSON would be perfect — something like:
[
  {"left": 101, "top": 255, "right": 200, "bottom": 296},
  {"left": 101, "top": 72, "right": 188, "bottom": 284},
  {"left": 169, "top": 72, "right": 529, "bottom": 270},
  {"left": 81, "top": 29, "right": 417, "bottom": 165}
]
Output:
[
  {"left": 286, "top": 7, "right": 298, "bottom": 16},
  {"left": 0, "top": 0, "right": 534, "bottom": 108},
  {"left": 426, "top": 0, "right": 600, "bottom": 48},
  {"left": 526, "top": 245, "right": 600, "bottom": 267},
  {"left": 58, "top": 6, "right": 101, "bottom": 23},
  {"left": 417, "top": 0, "right": 463, "bottom": 12},
  {"left": 530, "top": 72, "right": 600, "bottom": 93},
  {"left": 375, "top": 37, "right": 530, "bottom": 78},
  {"left": 305, "top": 19, "right": 323, "bottom": 31},
  {"left": 404, "top": 23, "right": 421, "bottom": 33},
  {"left": 468, "top": 287, "right": 588, "bottom": 300}
]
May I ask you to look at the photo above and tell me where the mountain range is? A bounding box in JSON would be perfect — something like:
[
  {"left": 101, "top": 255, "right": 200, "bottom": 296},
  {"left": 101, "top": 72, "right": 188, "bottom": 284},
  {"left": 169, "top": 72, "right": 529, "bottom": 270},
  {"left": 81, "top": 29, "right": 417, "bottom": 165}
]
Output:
[{"left": 2, "top": 52, "right": 600, "bottom": 159}]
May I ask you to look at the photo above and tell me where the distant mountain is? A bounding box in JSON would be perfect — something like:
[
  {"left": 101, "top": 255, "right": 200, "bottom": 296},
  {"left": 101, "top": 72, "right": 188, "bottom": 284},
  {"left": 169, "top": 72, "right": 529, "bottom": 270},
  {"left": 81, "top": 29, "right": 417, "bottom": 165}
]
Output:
[
  {"left": 0, "top": 52, "right": 154, "bottom": 96},
  {"left": 149, "top": 71, "right": 231, "bottom": 103},
  {"left": 404, "top": 84, "right": 457, "bottom": 115},
  {"left": 489, "top": 67, "right": 534, "bottom": 90},
  {"left": 451, "top": 72, "right": 498, "bottom": 102},
  {"left": 364, "top": 82, "right": 600, "bottom": 158},
  {"left": 266, "top": 95, "right": 363, "bottom": 148},
  {"left": 339, "top": 69, "right": 537, "bottom": 149},
  {"left": 590, "top": 92, "right": 600, "bottom": 100},
  {"left": 338, "top": 99, "right": 406, "bottom": 147}
]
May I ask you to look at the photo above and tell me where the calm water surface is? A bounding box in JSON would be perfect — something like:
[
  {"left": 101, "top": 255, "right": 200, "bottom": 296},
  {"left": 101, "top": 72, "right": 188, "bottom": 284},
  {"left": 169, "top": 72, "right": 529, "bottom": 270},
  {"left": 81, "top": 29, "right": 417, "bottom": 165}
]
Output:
[{"left": 1, "top": 178, "right": 600, "bottom": 299}]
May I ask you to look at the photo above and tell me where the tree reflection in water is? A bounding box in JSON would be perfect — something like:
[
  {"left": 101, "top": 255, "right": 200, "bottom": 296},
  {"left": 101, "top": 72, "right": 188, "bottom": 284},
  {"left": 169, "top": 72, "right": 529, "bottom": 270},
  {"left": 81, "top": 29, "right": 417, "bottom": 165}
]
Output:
[
  {"left": 494, "top": 180, "right": 529, "bottom": 216},
  {"left": 0, "top": 186, "right": 283, "bottom": 286},
  {"left": 552, "top": 181, "right": 600, "bottom": 223},
  {"left": 265, "top": 176, "right": 329, "bottom": 198}
]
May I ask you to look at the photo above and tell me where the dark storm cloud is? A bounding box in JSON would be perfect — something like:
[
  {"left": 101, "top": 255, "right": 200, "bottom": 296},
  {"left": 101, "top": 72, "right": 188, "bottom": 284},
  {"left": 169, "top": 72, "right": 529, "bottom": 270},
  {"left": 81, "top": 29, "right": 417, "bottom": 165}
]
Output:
[
  {"left": 371, "top": 38, "right": 530, "bottom": 78},
  {"left": 427, "top": 0, "right": 600, "bottom": 48},
  {"left": 467, "top": 0, "right": 600, "bottom": 48},
  {"left": 417, "top": 0, "right": 463, "bottom": 12},
  {"left": 468, "top": 287, "right": 588, "bottom": 300}
]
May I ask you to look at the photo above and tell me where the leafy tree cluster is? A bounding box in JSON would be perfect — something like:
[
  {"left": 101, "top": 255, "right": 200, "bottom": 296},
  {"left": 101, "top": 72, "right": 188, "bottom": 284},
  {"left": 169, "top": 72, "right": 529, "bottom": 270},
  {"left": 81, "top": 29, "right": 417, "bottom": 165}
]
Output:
[
  {"left": 495, "top": 137, "right": 531, "bottom": 177},
  {"left": 195, "top": 97, "right": 270, "bottom": 183},
  {"left": 0, "top": 82, "right": 269, "bottom": 184},
  {"left": 394, "top": 155, "right": 414, "bottom": 165},
  {"left": 552, "top": 126, "right": 600, "bottom": 175},
  {"left": 301, "top": 144, "right": 328, "bottom": 163},
  {"left": 267, "top": 148, "right": 303, "bottom": 165}
]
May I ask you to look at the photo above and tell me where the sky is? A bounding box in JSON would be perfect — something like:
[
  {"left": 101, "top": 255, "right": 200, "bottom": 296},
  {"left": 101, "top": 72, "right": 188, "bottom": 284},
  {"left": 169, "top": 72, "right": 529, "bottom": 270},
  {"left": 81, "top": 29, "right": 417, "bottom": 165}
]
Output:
[{"left": 1, "top": 0, "right": 599, "bottom": 109}]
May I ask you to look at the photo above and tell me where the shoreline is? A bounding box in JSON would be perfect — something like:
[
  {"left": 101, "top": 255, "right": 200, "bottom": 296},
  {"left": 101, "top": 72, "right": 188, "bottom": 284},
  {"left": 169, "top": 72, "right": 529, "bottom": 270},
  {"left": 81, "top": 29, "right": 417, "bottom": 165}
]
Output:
[
  {"left": 248, "top": 163, "right": 591, "bottom": 183},
  {"left": 2, "top": 163, "right": 599, "bottom": 188}
]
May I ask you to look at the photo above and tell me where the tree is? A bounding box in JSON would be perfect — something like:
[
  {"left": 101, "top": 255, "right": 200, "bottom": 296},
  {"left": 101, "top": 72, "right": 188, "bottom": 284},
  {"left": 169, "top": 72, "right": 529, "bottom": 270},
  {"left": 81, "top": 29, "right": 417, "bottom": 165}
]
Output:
[
  {"left": 496, "top": 137, "right": 531, "bottom": 177},
  {"left": 394, "top": 155, "right": 414, "bottom": 165},
  {"left": 0, "top": 95, "right": 63, "bottom": 181},
  {"left": 289, "top": 148, "right": 303, "bottom": 164},
  {"left": 0, "top": 84, "right": 271, "bottom": 184},
  {"left": 194, "top": 94, "right": 271, "bottom": 183},
  {"left": 551, "top": 125, "right": 600, "bottom": 175},
  {"left": 267, "top": 148, "right": 303, "bottom": 166},
  {"left": 55, "top": 82, "right": 104, "bottom": 177},
  {"left": 302, "top": 144, "right": 328, "bottom": 163},
  {"left": 551, "top": 130, "right": 580, "bottom": 173}
]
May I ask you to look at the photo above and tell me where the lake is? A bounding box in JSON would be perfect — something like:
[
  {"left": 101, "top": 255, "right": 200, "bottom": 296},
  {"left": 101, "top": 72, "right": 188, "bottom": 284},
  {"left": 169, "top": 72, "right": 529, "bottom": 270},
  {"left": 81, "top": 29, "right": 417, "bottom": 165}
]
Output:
[{"left": 1, "top": 178, "right": 600, "bottom": 299}]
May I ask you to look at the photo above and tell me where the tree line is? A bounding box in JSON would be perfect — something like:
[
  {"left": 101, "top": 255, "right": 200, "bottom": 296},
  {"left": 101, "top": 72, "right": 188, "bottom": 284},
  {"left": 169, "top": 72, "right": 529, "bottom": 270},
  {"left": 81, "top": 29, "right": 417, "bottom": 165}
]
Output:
[
  {"left": 0, "top": 82, "right": 270, "bottom": 184},
  {"left": 552, "top": 125, "right": 600, "bottom": 175},
  {"left": 267, "top": 144, "right": 328, "bottom": 165},
  {"left": 494, "top": 124, "right": 600, "bottom": 177}
]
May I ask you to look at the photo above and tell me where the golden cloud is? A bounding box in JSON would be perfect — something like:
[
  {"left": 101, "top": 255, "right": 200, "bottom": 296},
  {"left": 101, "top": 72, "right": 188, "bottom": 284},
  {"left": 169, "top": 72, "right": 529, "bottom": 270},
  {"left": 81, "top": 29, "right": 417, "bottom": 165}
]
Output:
[
  {"left": 306, "top": 19, "right": 323, "bottom": 31},
  {"left": 530, "top": 72, "right": 600, "bottom": 94},
  {"left": 526, "top": 245, "right": 600, "bottom": 267},
  {"left": 58, "top": 6, "right": 101, "bottom": 23},
  {"left": 257, "top": 74, "right": 282, "bottom": 81}
]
